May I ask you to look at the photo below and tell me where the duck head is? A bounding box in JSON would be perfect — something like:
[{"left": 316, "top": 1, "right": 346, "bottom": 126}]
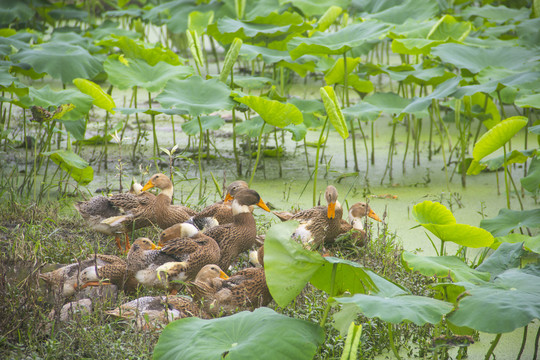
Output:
[
  {"left": 325, "top": 185, "right": 339, "bottom": 219},
  {"left": 141, "top": 173, "right": 174, "bottom": 198}
]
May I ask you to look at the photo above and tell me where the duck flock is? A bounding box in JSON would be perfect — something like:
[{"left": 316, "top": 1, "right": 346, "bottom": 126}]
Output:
[{"left": 40, "top": 173, "right": 381, "bottom": 328}]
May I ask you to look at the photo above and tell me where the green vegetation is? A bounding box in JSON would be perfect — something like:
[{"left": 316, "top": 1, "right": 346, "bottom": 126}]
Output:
[{"left": 1, "top": 0, "right": 540, "bottom": 359}]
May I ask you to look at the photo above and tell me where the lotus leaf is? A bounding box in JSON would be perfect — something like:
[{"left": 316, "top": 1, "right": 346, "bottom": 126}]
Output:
[
  {"left": 281, "top": 0, "right": 351, "bottom": 17},
  {"left": 402, "top": 251, "right": 489, "bottom": 283},
  {"left": 453, "top": 70, "right": 540, "bottom": 99},
  {"left": 181, "top": 115, "right": 224, "bottom": 135},
  {"left": 480, "top": 208, "right": 540, "bottom": 237},
  {"left": 73, "top": 78, "right": 115, "bottom": 114},
  {"left": 482, "top": 149, "right": 537, "bottom": 171},
  {"left": 477, "top": 242, "right": 525, "bottom": 278},
  {"left": 219, "top": 38, "right": 242, "bottom": 82},
  {"left": 284, "top": 123, "right": 307, "bottom": 141},
  {"left": 401, "top": 77, "right": 460, "bottom": 114},
  {"left": 11, "top": 42, "right": 103, "bottom": 84},
  {"left": 521, "top": 156, "right": 540, "bottom": 192},
  {"left": 427, "top": 15, "right": 471, "bottom": 42},
  {"left": 333, "top": 271, "right": 452, "bottom": 326},
  {"left": 342, "top": 102, "right": 381, "bottom": 122},
  {"left": 461, "top": 4, "right": 530, "bottom": 24},
  {"left": 235, "top": 116, "right": 274, "bottom": 137},
  {"left": 381, "top": 64, "right": 455, "bottom": 87},
  {"left": 42, "top": 150, "right": 94, "bottom": 185},
  {"left": 515, "top": 93, "right": 540, "bottom": 109},
  {"left": 104, "top": 56, "right": 193, "bottom": 92},
  {"left": 231, "top": 76, "right": 274, "bottom": 90},
  {"left": 412, "top": 200, "right": 456, "bottom": 225},
  {"left": 156, "top": 76, "right": 234, "bottom": 116},
  {"left": 449, "top": 268, "right": 540, "bottom": 333},
  {"left": 320, "top": 86, "right": 348, "bottom": 139},
  {"left": 188, "top": 11, "right": 214, "bottom": 35},
  {"left": 311, "top": 6, "right": 342, "bottom": 34},
  {"left": 347, "top": 74, "right": 374, "bottom": 94},
  {"left": 153, "top": 308, "right": 324, "bottom": 360},
  {"left": 432, "top": 44, "right": 539, "bottom": 74},
  {"left": 494, "top": 233, "right": 540, "bottom": 254},
  {"left": 324, "top": 57, "right": 361, "bottom": 85},
  {"left": 360, "top": 0, "right": 438, "bottom": 25},
  {"left": 143, "top": 0, "right": 218, "bottom": 34},
  {"left": 289, "top": 98, "right": 325, "bottom": 114},
  {"left": 234, "top": 95, "right": 303, "bottom": 128},
  {"left": 288, "top": 21, "right": 390, "bottom": 60},
  {"left": 363, "top": 92, "right": 411, "bottom": 117},
  {"left": 0, "top": 0, "right": 34, "bottom": 25},
  {"left": 311, "top": 257, "right": 375, "bottom": 297},
  {"left": 97, "top": 35, "right": 182, "bottom": 66}
]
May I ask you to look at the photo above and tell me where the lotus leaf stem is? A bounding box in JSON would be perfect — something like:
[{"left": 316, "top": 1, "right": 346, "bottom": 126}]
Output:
[
  {"left": 313, "top": 117, "right": 328, "bottom": 206},
  {"left": 387, "top": 323, "right": 402, "bottom": 360},
  {"left": 516, "top": 325, "right": 528, "bottom": 360},
  {"left": 320, "top": 262, "right": 337, "bottom": 328},
  {"left": 249, "top": 122, "right": 266, "bottom": 186},
  {"left": 485, "top": 333, "right": 501, "bottom": 360}
]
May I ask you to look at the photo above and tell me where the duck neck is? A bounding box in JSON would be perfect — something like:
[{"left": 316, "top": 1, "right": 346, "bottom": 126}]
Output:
[{"left": 160, "top": 186, "right": 174, "bottom": 199}]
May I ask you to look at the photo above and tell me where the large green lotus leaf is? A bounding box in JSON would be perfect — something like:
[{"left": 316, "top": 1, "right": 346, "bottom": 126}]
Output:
[
  {"left": 287, "top": 21, "right": 390, "bottom": 60},
  {"left": 515, "top": 93, "right": 540, "bottom": 109},
  {"left": 88, "top": 20, "right": 142, "bottom": 40},
  {"left": 73, "top": 78, "right": 116, "bottom": 114},
  {"left": 401, "top": 77, "right": 460, "bottom": 114},
  {"left": 477, "top": 242, "right": 525, "bottom": 278},
  {"left": 480, "top": 208, "right": 540, "bottom": 237},
  {"left": 311, "top": 5, "right": 342, "bottom": 34},
  {"left": 97, "top": 35, "right": 182, "bottom": 66},
  {"left": 391, "top": 38, "right": 443, "bottom": 56},
  {"left": 114, "top": 107, "right": 188, "bottom": 116},
  {"left": 264, "top": 221, "right": 325, "bottom": 307},
  {"left": 153, "top": 308, "right": 324, "bottom": 360},
  {"left": 320, "top": 86, "right": 348, "bottom": 139},
  {"left": 427, "top": 15, "right": 471, "bottom": 42},
  {"left": 468, "top": 93, "right": 500, "bottom": 129},
  {"left": 471, "top": 116, "right": 528, "bottom": 161},
  {"left": 0, "top": 0, "right": 34, "bottom": 25},
  {"left": 333, "top": 271, "right": 452, "bottom": 326},
  {"left": 449, "top": 268, "right": 540, "bottom": 333},
  {"left": 360, "top": 0, "right": 438, "bottom": 25},
  {"left": 454, "top": 71, "right": 540, "bottom": 99},
  {"left": 431, "top": 44, "right": 538, "bottom": 74},
  {"left": 18, "top": 85, "right": 93, "bottom": 121},
  {"left": 181, "top": 115, "right": 224, "bottom": 135},
  {"left": 49, "top": 32, "right": 95, "bottom": 51},
  {"left": 412, "top": 200, "right": 456, "bottom": 225},
  {"left": 311, "top": 257, "right": 376, "bottom": 297},
  {"left": 281, "top": 0, "right": 351, "bottom": 17},
  {"left": 521, "top": 155, "right": 540, "bottom": 192},
  {"left": 143, "top": 0, "right": 218, "bottom": 34},
  {"left": 288, "top": 98, "right": 324, "bottom": 114},
  {"left": 284, "top": 123, "right": 307, "bottom": 141},
  {"left": 235, "top": 116, "right": 274, "bottom": 137},
  {"left": 389, "top": 18, "right": 437, "bottom": 39},
  {"left": 234, "top": 95, "right": 303, "bottom": 128},
  {"left": 188, "top": 10, "right": 214, "bottom": 34},
  {"left": 231, "top": 76, "right": 274, "bottom": 90},
  {"left": 42, "top": 150, "right": 94, "bottom": 185},
  {"left": 422, "top": 223, "right": 494, "bottom": 248},
  {"left": 362, "top": 92, "right": 411, "bottom": 118},
  {"left": 461, "top": 4, "right": 530, "bottom": 23},
  {"left": 494, "top": 233, "right": 540, "bottom": 254},
  {"left": 382, "top": 64, "right": 455, "bottom": 86},
  {"left": 402, "top": 251, "right": 490, "bottom": 283},
  {"left": 208, "top": 12, "right": 311, "bottom": 44},
  {"left": 11, "top": 43, "right": 103, "bottom": 84},
  {"left": 0, "top": 67, "right": 28, "bottom": 97},
  {"left": 156, "top": 76, "right": 234, "bottom": 116},
  {"left": 347, "top": 74, "right": 374, "bottom": 93},
  {"left": 342, "top": 102, "right": 381, "bottom": 122},
  {"left": 324, "top": 57, "right": 361, "bottom": 85},
  {"left": 481, "top": 149, "right": 537, "bottom": 171},
  {"left": 104, "top": 56, "right": 193, "bottom": 92},
  {"left": 239, "top": 44, "right": 318, "bottom": 66}
]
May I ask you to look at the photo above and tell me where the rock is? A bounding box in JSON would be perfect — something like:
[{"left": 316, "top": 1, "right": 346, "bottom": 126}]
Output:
[
  {"left": 75, "top": 283, "right": 118, "bottom": 304},
  {"left": 46, "top": 299, "right": 92, "bottom": 331}
]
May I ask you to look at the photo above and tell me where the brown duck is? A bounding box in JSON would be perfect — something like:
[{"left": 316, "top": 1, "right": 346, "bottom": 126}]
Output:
[
  {"left": 103, "top": 173, "right": 196, "bottom": 233},
  {"left": 189, "top": 264, "right": 272, "bottom": 316},
  {"left": 276, "top": 185, "right": 343, "bottom": 247},
  {"left": 156, "top": 223, "right": 221, "bottom": 282},
  {"left": 105, "top": 295, "right": 209, "bottom": 328},
  {"left": 192, "top": 180, "right": 249, "bottom": 225},
  {"left": 338, "top": 202, "right": 382, "bottom": 244},
  {"left": 40, "top": 254, "right": 125, "bottom": 297},
  {"left": 203, "top": 189, "right": 270, "bottom": 270},
  {"left": 74, "top": 182, "right": 155, "bottom": 252}
]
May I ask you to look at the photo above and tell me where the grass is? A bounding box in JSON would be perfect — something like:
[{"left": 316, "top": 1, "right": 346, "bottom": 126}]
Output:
[{"left": 0, "top": 198, "right": 436, "bottom": 359}]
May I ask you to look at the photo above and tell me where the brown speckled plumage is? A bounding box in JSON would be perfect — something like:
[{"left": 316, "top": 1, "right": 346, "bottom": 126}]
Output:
[
  {"left": 204, "top": 189, "right": 270, "bottom": 270},
  {"left": 287, "top": 185, "right": 343, "bottom": 246},
  {"left": 189, "top": 265, "right": 272, "bottom": 316},
  {"left": 194, "top": 180, "right": 249, "bottom": 225}
]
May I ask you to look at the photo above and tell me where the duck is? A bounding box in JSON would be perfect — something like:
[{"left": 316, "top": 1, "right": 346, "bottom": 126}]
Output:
[
  {"left": 74, "top": 181, "right": 155, "bottom": 252},
  {"left": 102, "top": 173, "right": 196, "bottom": 236},
  {"left": 105, "top": 295, "right": 209, "bottom": 328},
  {"left": 40, "top": 254, "right": 125, "bottom": 297},
  {"left": 188, "top": 264, "right": 272, "bottom": 316},
  {"left": 192, "top": 180, "right": 249, "bottom": 226},
  {"left": 203, "top": 189, "right": 270, "bottom": 270},
  {"left": 156, "top": 223, "right": 221, "bottom": 282},
  {"left": 336, "top": 202, "right": 382, "bottom": 245},
  {"left": 276, "top": 185, "right": 343, "bottom": 248}
]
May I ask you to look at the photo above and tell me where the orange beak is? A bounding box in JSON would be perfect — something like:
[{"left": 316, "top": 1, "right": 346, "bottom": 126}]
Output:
[
  {"left": 327, "top": 202, "right": 336, "bottom": 219},
  {"left": 141, "top": 180, "right": 154, "bottom": 191},
  {"left": 368, "top": 209, "right": 381, "bottom": 222},
  {"left": 256, "top": 198, "right": 271, "bottom": 212},
  {"left": 219, "top": 270, "right": 229, "bottom": 280},
  {"left": 150, "top": 242, "right": 161, "bottom": 250},
  {"left": 224, "top": 193, "right": 234, "bottom": 204}
]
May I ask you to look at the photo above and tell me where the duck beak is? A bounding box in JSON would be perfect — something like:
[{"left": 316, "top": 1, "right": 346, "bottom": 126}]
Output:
[
  {"left": 368, "top": 209, "right": 381, "bottom": 222},
  {"left": 150, "top": 242, "right": 161, "bottom": 250},
  {"left": 327, "top": 201, "right": 336, "bottom": 219},
  {"left": 224, "top": 193, "right": 234, "bottom": 204},
  {"left": 141, "top": 179, "right": 154, "bottom": 191},
  {"left": 256, "top": 198, "right": 271, "bottom": 212},
  {"left": 219, "top": 270, "right": 229, "bottom": 280}
]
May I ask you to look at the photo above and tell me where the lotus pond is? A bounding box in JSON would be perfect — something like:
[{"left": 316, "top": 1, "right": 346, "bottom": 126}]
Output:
[{"left": 1, "top": 0, "right": 540, "bottom": 359}]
